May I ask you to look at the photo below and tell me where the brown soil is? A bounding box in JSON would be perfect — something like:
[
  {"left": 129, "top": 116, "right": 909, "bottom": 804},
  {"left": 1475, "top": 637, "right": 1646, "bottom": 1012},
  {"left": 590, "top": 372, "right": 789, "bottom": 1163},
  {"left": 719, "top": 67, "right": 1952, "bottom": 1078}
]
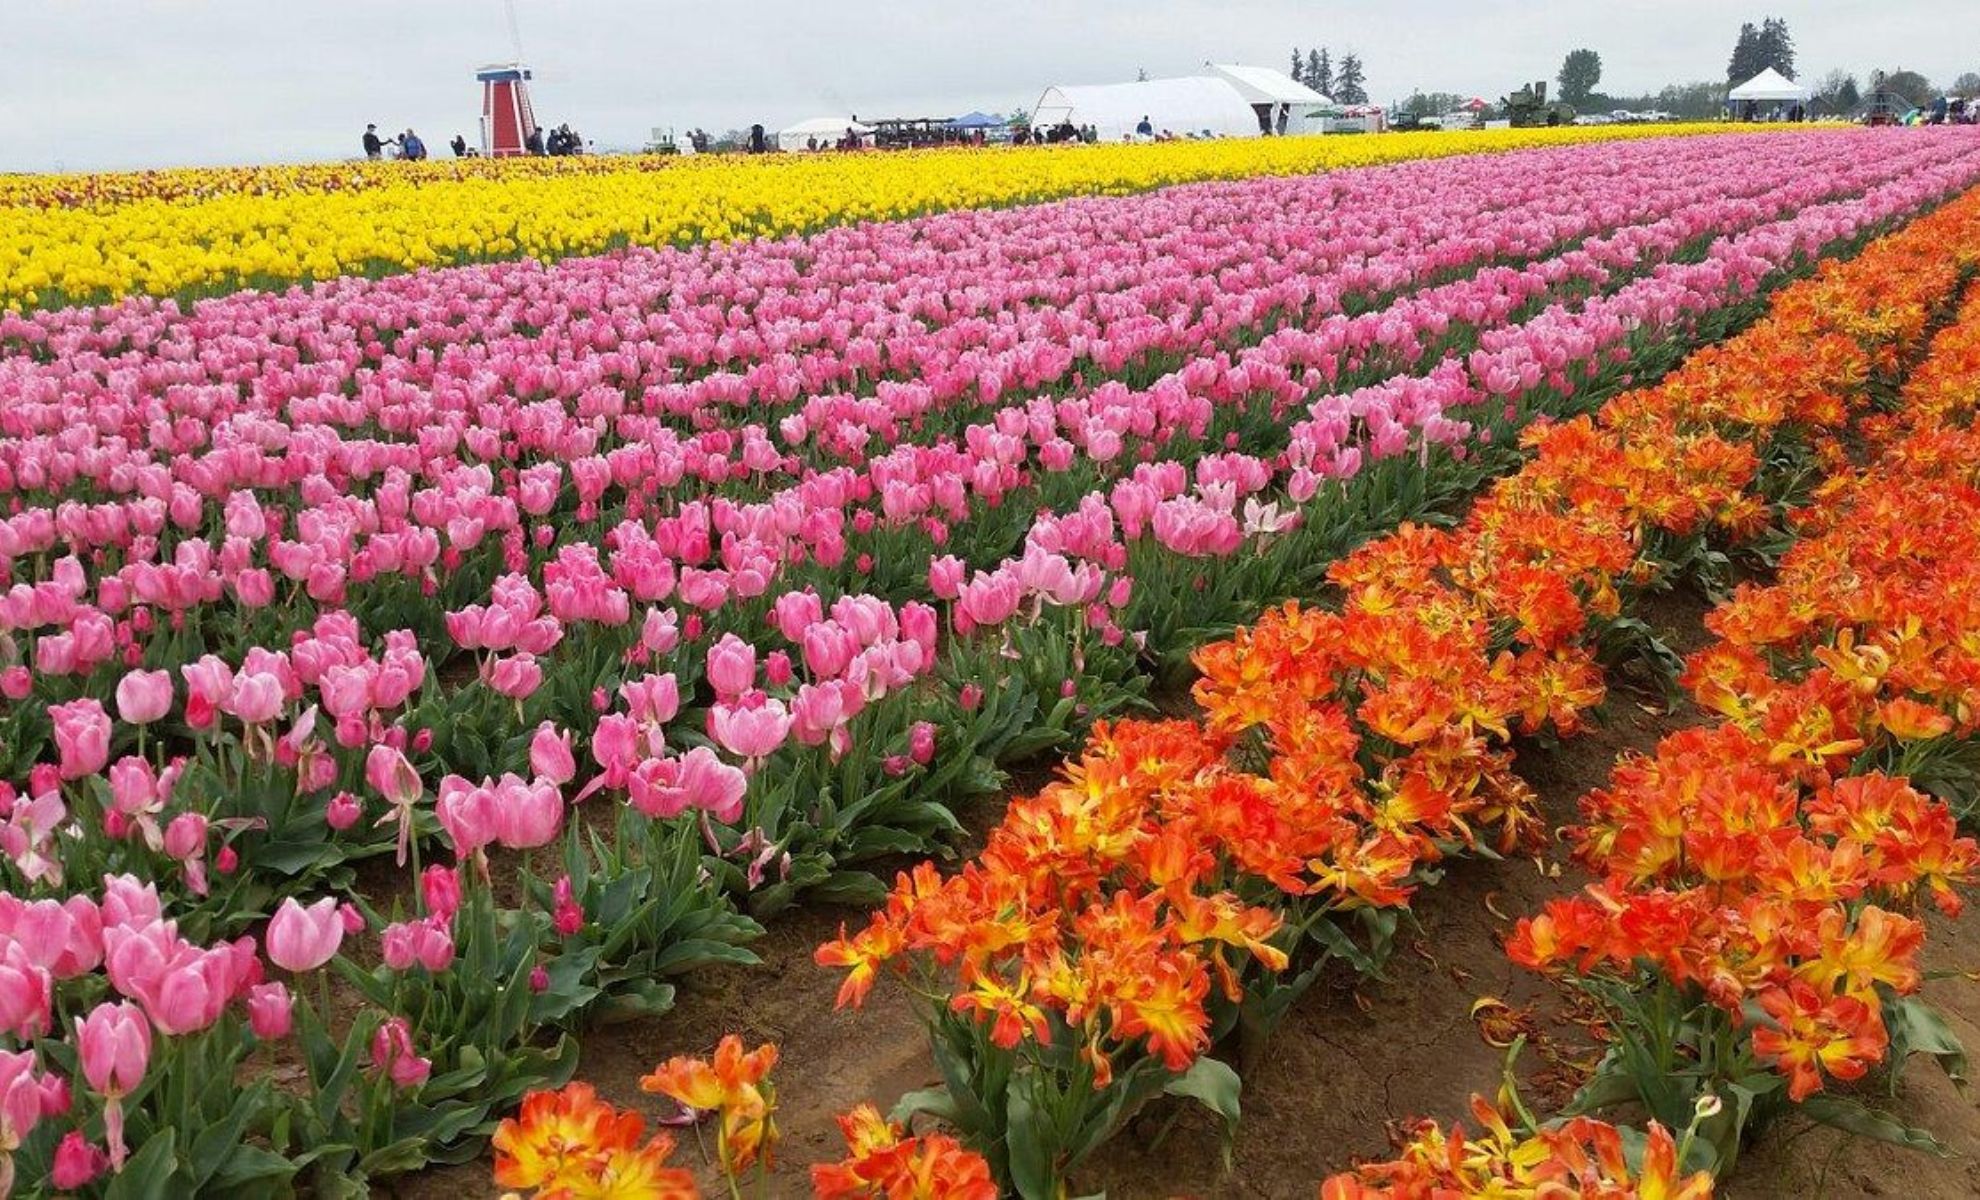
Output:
[{"left": 389, "top": 585, "right": 1980, "bottom": 1199}]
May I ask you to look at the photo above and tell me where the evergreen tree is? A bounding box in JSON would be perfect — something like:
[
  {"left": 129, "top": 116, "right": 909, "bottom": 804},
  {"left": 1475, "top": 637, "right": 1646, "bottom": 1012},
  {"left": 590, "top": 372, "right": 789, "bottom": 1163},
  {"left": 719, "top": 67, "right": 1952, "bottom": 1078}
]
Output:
[
  {"left": 1727, "top": 22, "right": 1763, "bottom": 84},
  {"left": 1290, "top": 47, "right": 1304, "bottom": 84},
  {"left": 1837, "top": 76, "right": 1861, "bottom": 110},
  {"left": 1758, "top": 16, "right": 1795, "bottom": 79},
  {"left": 1311, "top": 49, "right": 1330, "bottom": 97},
  {"left": 1558, "top": 49, "right": 1603, "bottom": 105},
  {"left": 1335, "top": 51, "right": 1367, "bottom": 104}
]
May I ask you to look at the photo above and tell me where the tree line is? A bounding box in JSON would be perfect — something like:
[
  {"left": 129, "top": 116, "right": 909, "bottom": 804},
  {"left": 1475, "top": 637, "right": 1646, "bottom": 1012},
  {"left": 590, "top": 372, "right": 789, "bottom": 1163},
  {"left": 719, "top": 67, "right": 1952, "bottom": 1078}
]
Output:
[{"left": 1288, "top": 47, "right": 1369, "bottom": 104}]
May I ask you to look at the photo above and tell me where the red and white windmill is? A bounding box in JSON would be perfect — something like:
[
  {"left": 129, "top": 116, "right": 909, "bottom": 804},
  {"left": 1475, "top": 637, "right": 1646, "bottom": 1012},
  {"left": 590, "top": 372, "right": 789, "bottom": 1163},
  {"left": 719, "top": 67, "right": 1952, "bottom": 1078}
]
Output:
[{"left": 478, "top": 0, "right": 539, "bottom": 157}]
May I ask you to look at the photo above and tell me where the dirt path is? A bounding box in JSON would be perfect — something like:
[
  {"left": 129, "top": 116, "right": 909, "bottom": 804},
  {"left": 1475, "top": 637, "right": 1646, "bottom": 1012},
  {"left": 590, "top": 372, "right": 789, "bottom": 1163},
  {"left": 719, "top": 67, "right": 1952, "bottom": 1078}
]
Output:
[{"left": 392, "top": 585, "right": 1980, "bottom": 1199}]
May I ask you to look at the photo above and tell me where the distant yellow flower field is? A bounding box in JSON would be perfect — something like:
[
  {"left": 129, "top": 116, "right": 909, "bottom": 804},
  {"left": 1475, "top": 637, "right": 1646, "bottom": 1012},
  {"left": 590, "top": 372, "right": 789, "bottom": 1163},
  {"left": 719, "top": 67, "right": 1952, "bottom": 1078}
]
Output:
[{"left": 0, "top": 124, "right": 1776, "bottom": 310}]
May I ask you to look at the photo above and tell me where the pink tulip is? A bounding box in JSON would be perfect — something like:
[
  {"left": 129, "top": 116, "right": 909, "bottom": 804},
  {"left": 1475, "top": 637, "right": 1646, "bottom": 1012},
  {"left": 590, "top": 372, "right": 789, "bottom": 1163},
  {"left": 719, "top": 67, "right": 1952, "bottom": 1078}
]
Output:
[
  {"left": 246, "top": 982, "right": 294, "bottom": 1040},
  {"left": 705, "top": 634, "right": 757, "bottom": 699},
  {"left": 0, "top": 1050, "right": 53, "bottom": 1163},
  {"left": 711, "top": 699, "right": 793, "bottom": 761},
  {"left": 909, "top": 721, "right": 937, "bottom": 765},
  {"left": 483, "top": 652, "right": 543, "bottom": 700},
  {"left": 492, "top": 775, "right": 563, "bottom": 850},
  {"left": 627, "top": 747, "right": 747, "bottom": 823},
  {"left": 370, "top": 1017, "right": 431, "bottom": 1090},
  {"left": 74, "top": 1001, "right": 150, "bottom": 1096},
  {"left": 528, "top": 722, "right": 578, "bottom": 786},
  {"left": 381, "top": 919, "right": 456, "bottom": 973},
  {"left": 0, "top": 946, "right": 52, "bottom": 1040},
  {"left": 49, "top": 698, "right": 112, "bottom": 781},
  {"left": 435, "top": 776, "right": 499, "bottom": 858},
  {"left": 75, "top": 1000, "right": 149, "bottom": 1170},
  {"left": 325, "top": 789, "right": 362, "bottom": 831},
  {"left": 52, "top": 1131, "right": 109, "bottom": 1190},
  {"left": 224, "top": 670, "right": 287, "bottom": 725},
  {"left": 265, "top": 896, "right": 344, "bottom": 973},
  {"left": 421, "top": 865, "right": 463, "bottom": 923},
  {"left": 552, "top": 875, "right": 584, "bottom": 936},
  {"left": 113, "top": 669, "right": 173, "bottom": 725},
  {"left": 365, "top": 744, "right": 421, "bottom": 806},
  {"left": 618, "top": 672, "right": 680, "bottom": 726}
]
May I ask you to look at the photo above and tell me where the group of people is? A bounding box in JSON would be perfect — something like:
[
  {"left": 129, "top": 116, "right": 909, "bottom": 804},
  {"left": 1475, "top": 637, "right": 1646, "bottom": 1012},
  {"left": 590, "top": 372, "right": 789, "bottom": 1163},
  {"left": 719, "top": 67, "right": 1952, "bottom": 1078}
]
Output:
[
  {"left": 361, "top": 124, "right": 434, "bottom": 160},
  {"left": 363, "top": 122, "right": 588, "bottom": 161},
  {"left": 360, "top": 124, "right": 483, "bottom": 161},
  {"left": 527, "top": 123, "right": 588, "bottom": 155},
  {"left": 1013, "top": 120, "right": 1098, "bottom": 145}
]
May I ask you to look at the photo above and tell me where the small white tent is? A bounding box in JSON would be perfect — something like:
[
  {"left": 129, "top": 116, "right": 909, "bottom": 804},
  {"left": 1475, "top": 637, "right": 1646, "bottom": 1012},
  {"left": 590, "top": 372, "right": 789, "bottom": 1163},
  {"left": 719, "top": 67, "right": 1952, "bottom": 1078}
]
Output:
[
  {"left": 779, "top": 117, "right": 871, "bottom": 152},
  {"left": 1728, "top": 68, "right": 1811, "bottom": 103},
  {"left": 1209, "top": 63, "right": 1334, "bottom": 134},
  {"left": 1032, "top": 76, "right": 1260, "bottom": 142}
]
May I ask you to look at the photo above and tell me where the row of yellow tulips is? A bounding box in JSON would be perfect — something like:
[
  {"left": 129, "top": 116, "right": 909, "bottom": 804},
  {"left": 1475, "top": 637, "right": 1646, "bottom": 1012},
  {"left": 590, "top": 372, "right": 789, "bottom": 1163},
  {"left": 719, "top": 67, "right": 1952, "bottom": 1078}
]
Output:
[{"left": 3, "top": 124, "right": 1787, "bottom": 311}]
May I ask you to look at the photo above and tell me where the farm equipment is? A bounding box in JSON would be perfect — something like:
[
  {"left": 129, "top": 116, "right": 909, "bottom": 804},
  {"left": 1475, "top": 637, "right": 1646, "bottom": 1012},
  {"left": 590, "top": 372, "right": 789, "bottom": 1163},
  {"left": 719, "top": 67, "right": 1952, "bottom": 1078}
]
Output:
[{"left": 1502, "top": 81, "right": 1576, "bottom": 128}]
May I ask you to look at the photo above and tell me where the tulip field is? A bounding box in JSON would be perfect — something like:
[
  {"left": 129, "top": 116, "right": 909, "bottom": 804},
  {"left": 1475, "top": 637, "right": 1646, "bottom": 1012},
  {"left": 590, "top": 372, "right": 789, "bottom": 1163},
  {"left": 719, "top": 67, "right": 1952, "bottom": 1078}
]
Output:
[{"left": 4, "top": 125, "right": 1980, "bottom": 1198}]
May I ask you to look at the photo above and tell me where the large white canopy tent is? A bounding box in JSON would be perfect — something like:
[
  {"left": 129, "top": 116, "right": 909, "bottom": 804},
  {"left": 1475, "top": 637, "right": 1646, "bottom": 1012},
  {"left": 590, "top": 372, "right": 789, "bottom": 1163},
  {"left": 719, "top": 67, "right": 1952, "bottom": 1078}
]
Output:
[
  {"left": 1031, "top": 76, "right": 1260, "bottom": 142},
  {"left": 778, "top": 117, "right": 872, "bottom": 152},
  {"left": 1208, "top": 63, "right": 1334, "bottom": 134},
  {"left": 1728, "top": 68, "right": 1811, "bottom": 103}
]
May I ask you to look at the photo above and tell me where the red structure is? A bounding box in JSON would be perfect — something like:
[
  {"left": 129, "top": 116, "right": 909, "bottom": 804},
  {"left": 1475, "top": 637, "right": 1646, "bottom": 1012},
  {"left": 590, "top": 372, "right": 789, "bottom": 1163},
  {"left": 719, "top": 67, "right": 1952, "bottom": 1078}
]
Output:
[{"left": 479, "top": 64, "right": 538, "bottom": 157}]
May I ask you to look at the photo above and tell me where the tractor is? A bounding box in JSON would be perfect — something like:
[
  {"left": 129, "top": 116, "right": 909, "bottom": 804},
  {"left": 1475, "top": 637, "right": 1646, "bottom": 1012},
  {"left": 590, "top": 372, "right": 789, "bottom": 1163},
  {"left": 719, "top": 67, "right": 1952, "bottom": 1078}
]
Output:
[{"left": 1502, "top": 80, "right": 1577, "bottom": 128}]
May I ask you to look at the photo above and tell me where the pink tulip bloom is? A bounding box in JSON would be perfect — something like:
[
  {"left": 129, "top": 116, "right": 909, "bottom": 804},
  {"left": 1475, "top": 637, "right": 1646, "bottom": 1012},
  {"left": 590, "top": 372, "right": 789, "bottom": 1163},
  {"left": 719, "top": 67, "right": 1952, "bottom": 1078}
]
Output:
[
  {"left": 48, "top": 698, "right": 111, "bottom": 781},
  {"left": 0, "top": 1051, "right": 54, "bottom": 1166},
  {"left": 627, "top": 747, "right": 747, "bottom": 823},
  {"left": 265, "top": 896, "right": 344, "bottom": 973},
  {"left": 528, "top": 721, "right": 578, "bottom": 786},
  {"left": 113, "top": 669, "right": 173, "bottom": 725},
  {"left": 224, "top": 670, "right": 287, "bottom": 725},
  {"left": 51, "top": 1131, "right": 109, "bottom": 1190},
  {"left": 435, "top": 776, "right": 499, "bottom": 859},
  {"left": 365, "top": 744, "right": 422, "bottom": 807},
  {"left": 483, "top": 652, "right": 543, "bottom": 700},
  {"left": 0, "top": 946, "right": 52, "bottom": 1041},
  {"left": 370, "top": 1017, "right": 431, "bottom": 1090},
  {"left": 711, "top": 698, "right": 793, "bottom": 761},
  {"left": 74, "top": 1001, "right": 149, "bottom": 1096},
  {"left": 492, "top": 774, "right": 563, "bottom": 850},
  {"left": 75, "top": 1000, "right": 150, "bottom": 1169},
  {"left": 421, "top": 865, "right": 462, "bottom": 923},
  {"left": 246, "top": 982, "right": 294, "bottom": 1040},
  {"left": 324, "top": 790, "right": 362, "bottom": 831},
  {"left": 705, "top": 634, "right": 757, "bottom": 699}
]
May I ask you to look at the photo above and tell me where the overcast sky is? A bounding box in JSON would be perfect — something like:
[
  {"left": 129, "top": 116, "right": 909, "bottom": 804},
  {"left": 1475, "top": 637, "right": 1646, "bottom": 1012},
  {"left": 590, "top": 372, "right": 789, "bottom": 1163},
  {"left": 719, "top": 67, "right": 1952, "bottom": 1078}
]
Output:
[{"left": 0, "top": 1, "right": 1967, "bottom": 172}]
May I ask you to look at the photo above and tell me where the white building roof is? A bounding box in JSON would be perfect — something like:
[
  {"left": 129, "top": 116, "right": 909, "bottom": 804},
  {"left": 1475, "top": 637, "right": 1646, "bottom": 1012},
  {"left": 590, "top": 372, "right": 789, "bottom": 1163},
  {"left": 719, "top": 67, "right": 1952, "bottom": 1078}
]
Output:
[{"left": 1208, "top": 63, "right": 1333, "bottom": 106}]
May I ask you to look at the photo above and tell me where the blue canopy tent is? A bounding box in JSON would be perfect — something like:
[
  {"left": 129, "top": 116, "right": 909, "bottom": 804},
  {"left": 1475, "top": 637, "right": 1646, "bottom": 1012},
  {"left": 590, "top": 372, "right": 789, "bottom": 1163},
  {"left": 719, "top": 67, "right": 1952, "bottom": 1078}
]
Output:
[{"left": 946, "top": 111, "right": 1006, "bottom": 129}]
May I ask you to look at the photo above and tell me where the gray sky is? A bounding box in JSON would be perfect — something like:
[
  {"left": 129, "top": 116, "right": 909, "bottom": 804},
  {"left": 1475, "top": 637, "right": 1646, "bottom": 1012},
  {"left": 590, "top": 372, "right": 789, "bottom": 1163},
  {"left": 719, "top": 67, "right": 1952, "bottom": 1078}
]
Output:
[{"left": 0, "top": 1, "right": 1966, "bottom": 172}]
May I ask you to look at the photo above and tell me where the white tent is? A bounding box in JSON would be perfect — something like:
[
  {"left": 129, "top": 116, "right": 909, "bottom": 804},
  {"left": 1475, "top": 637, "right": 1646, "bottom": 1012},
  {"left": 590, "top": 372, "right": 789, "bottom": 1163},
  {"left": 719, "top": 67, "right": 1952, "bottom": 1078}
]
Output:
[
  {"left": 1032, "top": 76, "right": 1261, "bottom": 142},
  {"left": 1208, "top": 63, "right": 1335, "bottom": 135},
  {"left": 1728, "top": 68, "right": 1810, "bottom": 102},
  {"left": 778, "top": 117, "right": 872, "bottom": 152},
  {"left": 1209, "top": 63, "right": 1333, "bottom": 106}
]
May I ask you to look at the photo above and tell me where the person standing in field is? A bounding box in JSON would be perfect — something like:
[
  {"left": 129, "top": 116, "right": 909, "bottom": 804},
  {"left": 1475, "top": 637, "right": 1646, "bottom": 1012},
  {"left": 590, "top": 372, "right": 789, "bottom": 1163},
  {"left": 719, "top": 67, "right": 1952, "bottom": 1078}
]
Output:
[{"left": 362, "top": 124, "right": 385, "bottom": 160}]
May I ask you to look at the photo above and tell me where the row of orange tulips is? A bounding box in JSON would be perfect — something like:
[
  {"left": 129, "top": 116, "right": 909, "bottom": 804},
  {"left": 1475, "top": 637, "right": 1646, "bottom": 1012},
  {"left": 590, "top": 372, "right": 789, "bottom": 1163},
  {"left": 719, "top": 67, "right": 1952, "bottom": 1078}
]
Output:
[
  {"left": 1333, "top": 184, "right": 1980, "bottom": 1193},
  {"left": 1506, "top": 240, "right": 1980, "bottom": 1173}
]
